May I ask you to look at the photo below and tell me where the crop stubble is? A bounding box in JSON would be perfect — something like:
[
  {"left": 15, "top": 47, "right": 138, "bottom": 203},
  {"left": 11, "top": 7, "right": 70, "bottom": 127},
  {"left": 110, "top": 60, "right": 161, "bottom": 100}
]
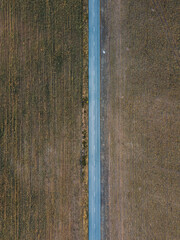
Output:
[{"left": 0, "top": 1, "right": 88, "bottom": 239}]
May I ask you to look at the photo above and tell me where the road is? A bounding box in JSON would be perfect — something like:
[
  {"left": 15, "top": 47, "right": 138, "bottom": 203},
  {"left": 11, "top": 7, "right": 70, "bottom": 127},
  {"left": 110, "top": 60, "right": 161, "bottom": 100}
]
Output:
[{"left": 89, "top": 0, "right": 101, "bottom": 239}]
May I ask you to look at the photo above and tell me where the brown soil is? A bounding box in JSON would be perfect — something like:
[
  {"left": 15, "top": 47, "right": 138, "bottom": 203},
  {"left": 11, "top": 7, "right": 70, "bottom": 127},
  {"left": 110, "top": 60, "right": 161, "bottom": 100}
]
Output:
[
  {"left": 101, "top": 0, "right": 180, "bottom": 239},
  {"left": 0, "top": 1, "right": 88, "bottom": 239}
]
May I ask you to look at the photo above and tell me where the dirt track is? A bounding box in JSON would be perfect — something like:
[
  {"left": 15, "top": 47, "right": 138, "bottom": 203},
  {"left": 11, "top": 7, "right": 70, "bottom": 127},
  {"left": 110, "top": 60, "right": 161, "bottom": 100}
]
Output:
[
  {"left": 0, "top": 1, "right": 88, "bottom": 239},
  {"left": 101, "top": 0, "right": 180, "bottom": 239}
]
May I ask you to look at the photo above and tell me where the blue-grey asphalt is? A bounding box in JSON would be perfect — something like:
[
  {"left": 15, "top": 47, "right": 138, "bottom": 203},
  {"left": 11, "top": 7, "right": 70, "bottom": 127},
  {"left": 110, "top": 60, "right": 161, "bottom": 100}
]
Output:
[{"left": 89, "top": 0, "right": 100, "bottom": 239}]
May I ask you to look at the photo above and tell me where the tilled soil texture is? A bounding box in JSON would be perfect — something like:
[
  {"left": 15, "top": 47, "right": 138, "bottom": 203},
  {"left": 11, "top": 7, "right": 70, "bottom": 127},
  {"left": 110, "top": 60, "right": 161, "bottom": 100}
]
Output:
[
  {"left": 101, "top": 0, "right": 179, "bottom": 239},
  {"left": 0, "top": 1, "right": 88, "bottom": 239}
]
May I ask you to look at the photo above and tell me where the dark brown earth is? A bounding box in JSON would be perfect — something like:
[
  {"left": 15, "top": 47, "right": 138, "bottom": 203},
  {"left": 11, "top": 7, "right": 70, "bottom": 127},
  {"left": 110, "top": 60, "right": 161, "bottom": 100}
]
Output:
[
  {"left": 0, "top": 1, "right": 88, "bottom": 239},
  {"left": 101, "top": 0, "right": 179, "bottom": 239}
]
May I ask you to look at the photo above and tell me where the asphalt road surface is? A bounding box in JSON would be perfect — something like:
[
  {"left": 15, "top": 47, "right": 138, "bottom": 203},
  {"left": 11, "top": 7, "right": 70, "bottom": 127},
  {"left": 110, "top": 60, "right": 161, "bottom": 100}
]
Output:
[{"left": 89, "top": 0, "right": 101, "bottom": 240}]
